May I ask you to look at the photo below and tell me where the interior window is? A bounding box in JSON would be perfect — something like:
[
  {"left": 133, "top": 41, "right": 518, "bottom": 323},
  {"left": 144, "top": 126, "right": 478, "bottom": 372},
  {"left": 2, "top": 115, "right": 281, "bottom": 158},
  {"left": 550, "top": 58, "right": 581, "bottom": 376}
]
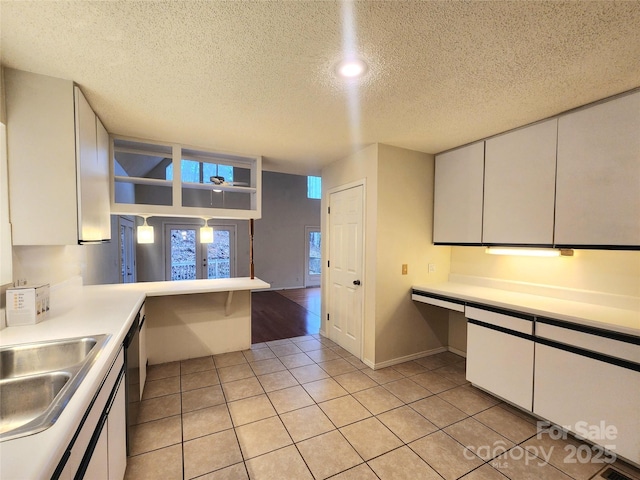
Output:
[
  {"left": 307, "top": 176, "right": 321, "bottom": 199},
  {"left": 166, "top": 161, "right": 234, "bottom": 183}
]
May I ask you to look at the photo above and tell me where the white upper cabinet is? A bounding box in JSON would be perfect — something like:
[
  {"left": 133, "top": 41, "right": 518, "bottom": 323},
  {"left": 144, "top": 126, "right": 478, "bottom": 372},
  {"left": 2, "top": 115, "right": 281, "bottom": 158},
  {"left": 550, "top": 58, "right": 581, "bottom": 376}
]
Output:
[
  {"left": 483, "top": 119, "right": 557, "bottom": 245},
  {"left": 433, "top": 142, "right": 484, "bottom": 244},
  {"left": 1, "top": 123, "right": 12, "bottom": 285},
  {"left": 5, "top": 69, "right": 111, "bottom": 245},
  {"left": 75, "top": 87, "right": 111, "bottom": 242},
  {"left": 555, "top": 90, "right": 640, "bottom": 247}
]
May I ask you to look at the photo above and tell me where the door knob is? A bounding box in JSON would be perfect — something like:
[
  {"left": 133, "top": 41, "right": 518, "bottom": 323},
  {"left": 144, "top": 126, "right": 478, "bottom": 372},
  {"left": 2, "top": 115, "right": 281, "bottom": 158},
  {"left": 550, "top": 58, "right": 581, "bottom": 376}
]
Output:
[{"left": 353, "top": 280, "right": 361, "bottom": 285}]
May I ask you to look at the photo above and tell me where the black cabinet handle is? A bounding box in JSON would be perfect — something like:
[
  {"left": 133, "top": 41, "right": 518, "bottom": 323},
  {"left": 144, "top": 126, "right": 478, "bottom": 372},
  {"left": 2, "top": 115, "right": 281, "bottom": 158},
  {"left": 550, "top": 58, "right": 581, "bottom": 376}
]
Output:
[{"left": 353, "top": 280, "right": 361, "bottom": 286}]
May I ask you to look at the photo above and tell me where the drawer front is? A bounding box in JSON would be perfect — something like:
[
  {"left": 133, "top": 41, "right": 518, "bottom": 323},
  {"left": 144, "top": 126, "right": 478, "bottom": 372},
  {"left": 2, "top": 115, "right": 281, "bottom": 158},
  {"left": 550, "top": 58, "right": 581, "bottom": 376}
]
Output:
[
  {"left": 536, "top": 318, "right": 640, "bottom": 364},
  {"left": 412, "top": 291, "right": 465, "bottom": 312},
  {"left": 466, "top": 305, "right": 534, "bottom": 335},
  {"left": 467, "top": 322, "right": 534, "bottom": 411}
]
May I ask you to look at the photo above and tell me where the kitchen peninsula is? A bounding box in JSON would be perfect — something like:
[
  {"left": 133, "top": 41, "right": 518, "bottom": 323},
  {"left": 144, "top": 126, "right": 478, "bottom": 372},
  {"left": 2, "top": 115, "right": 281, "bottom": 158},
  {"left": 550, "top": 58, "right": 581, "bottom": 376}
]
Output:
[{"left": 0, "top": 276, "right": 269, "bottom": 480}]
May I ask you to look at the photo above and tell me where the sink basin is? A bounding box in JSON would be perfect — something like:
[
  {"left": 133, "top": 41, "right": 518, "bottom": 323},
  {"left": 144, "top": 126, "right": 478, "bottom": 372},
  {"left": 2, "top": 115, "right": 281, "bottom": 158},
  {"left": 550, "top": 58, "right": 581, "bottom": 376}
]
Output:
[
  {"left": 0, "top": 334, "right": 110, "bottom": 441},
  {"left": 0, "top": 372, "right": 71, "bottom": 435},
  {"left": 0, "top": 337, "right": 99, "bottom": 379}
]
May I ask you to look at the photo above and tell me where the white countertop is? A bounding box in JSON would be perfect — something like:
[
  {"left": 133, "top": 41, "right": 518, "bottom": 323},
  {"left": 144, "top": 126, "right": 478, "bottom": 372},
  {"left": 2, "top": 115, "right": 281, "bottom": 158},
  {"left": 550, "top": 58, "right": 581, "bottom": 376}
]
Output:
[
  {"left": 412, "top": 282, "right": 640, "bottom": 337},
  {"left": 0, "top": 277, "right": 269, "bottom": 480}
]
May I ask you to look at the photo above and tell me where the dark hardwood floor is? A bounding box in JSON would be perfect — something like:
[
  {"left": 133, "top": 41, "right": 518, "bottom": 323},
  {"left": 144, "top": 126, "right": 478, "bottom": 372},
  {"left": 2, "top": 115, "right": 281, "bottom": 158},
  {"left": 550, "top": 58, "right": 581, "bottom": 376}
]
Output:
[{"left": 251, "top": 288, "right": 321, "bottom": 344}]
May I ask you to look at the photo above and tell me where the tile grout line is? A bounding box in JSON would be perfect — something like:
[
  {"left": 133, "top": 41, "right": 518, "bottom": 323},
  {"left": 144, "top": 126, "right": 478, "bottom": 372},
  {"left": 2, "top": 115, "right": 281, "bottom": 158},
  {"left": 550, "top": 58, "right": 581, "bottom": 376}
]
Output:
[{"left": 136, "top": 347, "right": 591, "bottom": 480}]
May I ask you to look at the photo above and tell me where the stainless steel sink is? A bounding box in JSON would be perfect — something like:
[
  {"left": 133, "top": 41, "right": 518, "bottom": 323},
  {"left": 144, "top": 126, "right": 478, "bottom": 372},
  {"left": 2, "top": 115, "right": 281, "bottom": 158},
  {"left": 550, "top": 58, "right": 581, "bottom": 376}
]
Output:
[
  {"left": 0, "top": 334, "right": 110, "bottom": 441},
  {"left": 0, "top": 336, "right": 100, "bottom": 379}
]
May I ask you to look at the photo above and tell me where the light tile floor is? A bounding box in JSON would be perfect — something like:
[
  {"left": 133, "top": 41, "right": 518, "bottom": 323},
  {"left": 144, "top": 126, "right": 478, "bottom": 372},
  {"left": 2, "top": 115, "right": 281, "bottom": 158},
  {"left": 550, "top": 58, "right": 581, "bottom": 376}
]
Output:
[{"left": 125, "top": 335, "right": 640, "bottom": 480}]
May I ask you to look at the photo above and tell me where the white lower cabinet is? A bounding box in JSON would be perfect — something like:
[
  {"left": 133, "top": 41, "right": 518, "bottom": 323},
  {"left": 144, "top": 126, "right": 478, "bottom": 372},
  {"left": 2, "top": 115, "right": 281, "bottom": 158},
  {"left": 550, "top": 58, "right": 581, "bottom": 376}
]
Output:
[
  {"left": 107, "top": 375, "right": 127, "bottom": 480},
  {"left": 466, "top": 306, "right": 534, "bottom": 411},
  {"left": 534, "top": 343, "right": 640, "bottom": 464},
  {"left": 54, "top": 348, "right": 127, "bottom": 480},
  {"left": 83, "top": 418, "right": 109, "bottom": 480}
]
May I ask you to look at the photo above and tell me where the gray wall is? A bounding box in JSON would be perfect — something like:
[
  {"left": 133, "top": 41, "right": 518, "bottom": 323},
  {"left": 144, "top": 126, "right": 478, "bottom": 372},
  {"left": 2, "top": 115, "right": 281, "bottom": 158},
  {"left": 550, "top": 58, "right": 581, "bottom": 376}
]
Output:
[
  {"left": 253, "top": 171, "right": 321, "bottom": 289},
  {"left": 136, "top": 171, "right": 321, "bottom": 289}
]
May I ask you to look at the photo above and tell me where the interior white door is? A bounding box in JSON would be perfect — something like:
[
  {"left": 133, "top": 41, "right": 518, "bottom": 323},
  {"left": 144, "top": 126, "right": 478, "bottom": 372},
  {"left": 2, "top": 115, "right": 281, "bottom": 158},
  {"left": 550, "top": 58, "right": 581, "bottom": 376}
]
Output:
[{"left": 328, "top": 185, "right": 364, "bottom": 357}]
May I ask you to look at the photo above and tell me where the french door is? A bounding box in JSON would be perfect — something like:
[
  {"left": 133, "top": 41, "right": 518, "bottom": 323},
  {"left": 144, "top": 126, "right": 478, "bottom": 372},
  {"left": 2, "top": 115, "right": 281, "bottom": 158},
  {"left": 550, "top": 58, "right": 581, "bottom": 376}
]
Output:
[
  {"left": 118, "top": 216, "right": 136, "bottom": 283},
  {"left": 305, "top": 226, "right": 321, "bottom": 287},
  {"left": 165, "top": 224, "right": 236, "bottom": 281}
]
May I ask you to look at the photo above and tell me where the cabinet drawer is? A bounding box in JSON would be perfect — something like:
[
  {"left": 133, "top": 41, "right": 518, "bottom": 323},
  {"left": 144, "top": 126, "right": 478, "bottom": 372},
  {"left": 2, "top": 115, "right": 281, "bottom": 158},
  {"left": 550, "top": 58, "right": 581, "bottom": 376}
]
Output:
[
  {"left": 536, "top": 318, "right": 640, "bottom": 364},
  {"left": 411, "top": 290, "right": 465, "bottom": 312},
  {"left": 465, "top": 305, "right": 534, "bottom": 335}
]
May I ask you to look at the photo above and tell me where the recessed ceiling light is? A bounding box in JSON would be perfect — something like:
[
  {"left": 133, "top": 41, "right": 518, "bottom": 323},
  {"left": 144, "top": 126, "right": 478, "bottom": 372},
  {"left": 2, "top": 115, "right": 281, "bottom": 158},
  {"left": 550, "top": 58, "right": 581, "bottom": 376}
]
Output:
[{"left": 336, "top": 58, "right": 367, "bottom": 79}]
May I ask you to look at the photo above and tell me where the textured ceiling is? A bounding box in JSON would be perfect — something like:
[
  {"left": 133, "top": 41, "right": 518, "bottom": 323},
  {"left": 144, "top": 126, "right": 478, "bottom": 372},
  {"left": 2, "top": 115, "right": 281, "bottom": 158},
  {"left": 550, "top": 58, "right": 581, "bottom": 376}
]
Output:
[{"left": 1, "top": 1, "right": 639, "bottom": 175}]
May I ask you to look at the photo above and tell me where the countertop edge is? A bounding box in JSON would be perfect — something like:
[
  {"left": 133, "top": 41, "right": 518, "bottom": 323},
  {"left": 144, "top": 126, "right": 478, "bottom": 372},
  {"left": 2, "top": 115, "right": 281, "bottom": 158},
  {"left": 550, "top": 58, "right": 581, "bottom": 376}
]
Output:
[{"left": 412, "top": 282, "right": 640, "bottom": 337}]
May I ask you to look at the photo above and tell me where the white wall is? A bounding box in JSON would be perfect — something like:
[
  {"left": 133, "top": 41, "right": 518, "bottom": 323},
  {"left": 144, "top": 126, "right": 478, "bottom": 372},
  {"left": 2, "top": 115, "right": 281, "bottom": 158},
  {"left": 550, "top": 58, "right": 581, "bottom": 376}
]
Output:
[
  {"left": 450, "top": 247, "right": 640, "bottom": 299},
  {"left": 321, "top": 144, "right": 379, "bottom": 363},
  {"left": 254, "top": 171, "right": 321, "bottom": 289},
  {"left": 374, "top": 144, "right": 451, "bottom": 364},
  {"left": 322, "top": 143, "right": 452, "bottom": 366}
]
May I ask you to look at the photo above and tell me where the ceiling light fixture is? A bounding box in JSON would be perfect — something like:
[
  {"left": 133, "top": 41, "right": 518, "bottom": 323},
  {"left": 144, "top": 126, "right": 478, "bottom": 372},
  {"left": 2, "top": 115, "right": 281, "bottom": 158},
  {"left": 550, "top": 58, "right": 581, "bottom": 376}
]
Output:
[
  {"left": 200, "top": 220, "right": 214, "bottom": 244},
  {"left": 485, "top": 247, "right": 574, "bottom": 257},
  {"left": 137, "top": 216, "right": 154, "bottom": 244},
  {"left": 336, "top": 58, "right": 367, "bottom": 79}
]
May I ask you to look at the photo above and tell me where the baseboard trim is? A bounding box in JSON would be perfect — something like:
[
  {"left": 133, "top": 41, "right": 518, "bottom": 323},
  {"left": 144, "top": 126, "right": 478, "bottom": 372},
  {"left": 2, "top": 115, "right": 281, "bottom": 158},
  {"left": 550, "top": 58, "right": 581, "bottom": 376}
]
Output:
[
  {"left": 362, "top": 357, "right": 375, "bottom": 369},
  {"left": 260, "top": 286, "right": 306, "bottom": 292},
  {"left": 447, "top": 346, "right": 467, "bottom": 358},
  {"left": 372, "top": 346, "right": 448, "bottom": 370}
]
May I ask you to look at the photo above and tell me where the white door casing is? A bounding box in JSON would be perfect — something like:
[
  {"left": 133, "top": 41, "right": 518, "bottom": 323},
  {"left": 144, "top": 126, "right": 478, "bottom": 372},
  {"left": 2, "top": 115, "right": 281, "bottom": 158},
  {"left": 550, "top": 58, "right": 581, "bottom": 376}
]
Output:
[{"left": 328, "top": 184, "right": 364, "bottom": 358}]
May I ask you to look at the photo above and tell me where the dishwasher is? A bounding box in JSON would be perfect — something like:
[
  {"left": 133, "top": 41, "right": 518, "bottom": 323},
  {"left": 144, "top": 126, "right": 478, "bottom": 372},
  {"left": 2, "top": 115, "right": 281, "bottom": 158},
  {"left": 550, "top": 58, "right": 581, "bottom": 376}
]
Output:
[{"left": 123, "top": 312, "right": 140, "bottom": 456}]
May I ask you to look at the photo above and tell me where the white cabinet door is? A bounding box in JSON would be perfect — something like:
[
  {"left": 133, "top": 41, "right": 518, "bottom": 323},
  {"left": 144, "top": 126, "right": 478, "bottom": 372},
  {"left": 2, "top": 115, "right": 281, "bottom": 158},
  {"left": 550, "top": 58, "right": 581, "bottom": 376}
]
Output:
[
  {"left": 0, "top": 123, "right": 12, "bottom": 285},
  {"left": 466, "top": 323, "right": 534, "bottom": 411},
  {"left": 6, "top": 70, "right": 111, "bottom": 245},
  {"left": 433, "top": 142, "right": 485, "bottom": 244},
  {"left": 555, "top": 90, "right": 640, "bottom": 247},
  {"left": 483, "top": 119, "right": 557, "bottom": 245},
  {"left": 107, "top": 374, "right": 127, "bottom": 480},
  {"left": 534, "top": 343, "right": 640, "bottom": 464},
  {"left": 5, "top": 68, "right": 78, "bottom": 245},
  {"left": 75, "top": 87, "right": 111, "bottom": 243},
  {"left": 82, "top": 419, "right": 109, "bottom": 480},
  {"left": 96, "top": 119, "right": 112, "bottom": 240}
]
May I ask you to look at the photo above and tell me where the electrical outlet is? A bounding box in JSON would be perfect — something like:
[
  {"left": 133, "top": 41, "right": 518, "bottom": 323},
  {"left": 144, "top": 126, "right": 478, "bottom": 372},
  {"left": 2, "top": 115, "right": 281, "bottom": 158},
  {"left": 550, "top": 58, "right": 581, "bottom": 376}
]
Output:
[
  {"left": 402, "top": 264, "right": 408, "bottom": 275},
  {"left": 428, "top": 263, "right": 436, "bottom": 273}
]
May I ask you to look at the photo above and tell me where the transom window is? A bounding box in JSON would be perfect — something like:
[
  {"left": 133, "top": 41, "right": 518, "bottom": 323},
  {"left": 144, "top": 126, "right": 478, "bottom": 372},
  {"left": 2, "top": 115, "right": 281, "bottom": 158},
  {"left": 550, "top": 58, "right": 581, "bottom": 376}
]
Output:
[
  {"left": 307, "top": 176, "right": 321, "bottom": 199},
  {"left": 166, "top": 160, "right": 234, "bottom": 184}
]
